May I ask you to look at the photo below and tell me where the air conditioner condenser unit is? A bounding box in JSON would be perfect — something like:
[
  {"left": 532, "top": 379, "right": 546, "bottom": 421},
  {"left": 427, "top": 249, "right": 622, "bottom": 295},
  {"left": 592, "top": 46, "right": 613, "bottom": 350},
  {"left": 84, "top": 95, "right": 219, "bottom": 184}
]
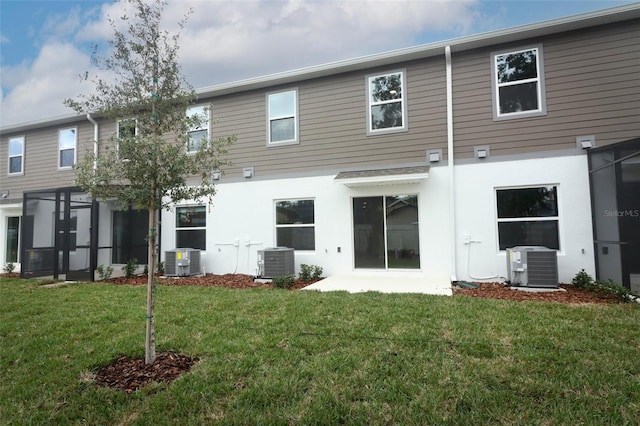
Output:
[
  {"left": 165, "top": 248, "right": 202, "bottom": 276},
  {"left": 507, "top": 246, "right": 558, "bottom": 288},
  {"left": 257, "top": 247, "right": 294, "bottom": 278}
]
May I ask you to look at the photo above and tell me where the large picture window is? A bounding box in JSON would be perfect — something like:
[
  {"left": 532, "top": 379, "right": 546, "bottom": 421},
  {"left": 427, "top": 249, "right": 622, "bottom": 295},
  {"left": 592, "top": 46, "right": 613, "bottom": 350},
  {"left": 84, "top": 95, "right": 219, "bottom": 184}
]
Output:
[
  {"left": 8, "top": 136, "right": 24, "bottom": 175},
  {"left": 58, "top": 128, "right": 77, "bottom": 169},
  {"left": 367, "top": 71, "right": 407, "bottom": 134},
  {"left": 176, "top": 206, "right": 206, "bottom": 250},
  {"left": 186, "top": 105, "right": 209, "bottom": 153},
  {"left": 275, "top": 199, "right": 315, "bottom": 250},
  {"left": 267, "top": 89, "right": 298, "bottom": 145},
  {"left": 496, "top": 185, "right": 560, "bottom": 250},
  {"left": 491, "top": 46, "right": 546, "bottom": 120}
]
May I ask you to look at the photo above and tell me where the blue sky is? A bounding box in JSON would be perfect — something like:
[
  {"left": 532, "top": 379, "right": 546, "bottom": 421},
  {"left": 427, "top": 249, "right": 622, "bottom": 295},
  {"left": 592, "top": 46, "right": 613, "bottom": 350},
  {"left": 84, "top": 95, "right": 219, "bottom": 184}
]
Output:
[{"left": 1, "top": 0, "right": 637, "bottom": 126}]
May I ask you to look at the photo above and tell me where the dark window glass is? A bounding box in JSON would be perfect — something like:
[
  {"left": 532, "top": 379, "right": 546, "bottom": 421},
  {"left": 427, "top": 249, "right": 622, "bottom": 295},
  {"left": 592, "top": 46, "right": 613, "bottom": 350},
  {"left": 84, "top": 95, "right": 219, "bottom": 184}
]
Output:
[
  {"left": 176, "top": 206, "right": 206, "bottom": 227},
  {"left": 9, "top": 157, "right": 22, "bottom": 174},
  {"left": 498, "top": 221, "right": 559, "bottom": 250},
  {"left": 497, "top": 186, "right": 558, "bottom": 218},
  {"left": 276, "top": 227, "right": 315, "bottom": 251},
  {"left": 60, "top": 149, "right": 74, "bottom": 168},
  {"left": 6, "top": 217, "right": 20, "bottom": 263},
  {"left": 112, "top": 209, "right": 149, "bottom": 264},
  {"left": 176, "top": 229, "right": 206, "bottom": 250},
  {"left": 276, "top": 200, "right": 314, "bottom": 225},
  {"left": 498, "top": 82, "right": 539, "bottom": 114}
]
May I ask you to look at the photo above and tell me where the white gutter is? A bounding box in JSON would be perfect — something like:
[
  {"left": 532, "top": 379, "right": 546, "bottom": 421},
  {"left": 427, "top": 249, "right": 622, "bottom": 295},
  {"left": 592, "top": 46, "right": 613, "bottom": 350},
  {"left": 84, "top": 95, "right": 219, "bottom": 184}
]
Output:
[
  {"left": 86, "top": 113, "right": 99, "bottom": 170},
  {"left": 445, "top": 45, "right": 457, "bottom": 283}
]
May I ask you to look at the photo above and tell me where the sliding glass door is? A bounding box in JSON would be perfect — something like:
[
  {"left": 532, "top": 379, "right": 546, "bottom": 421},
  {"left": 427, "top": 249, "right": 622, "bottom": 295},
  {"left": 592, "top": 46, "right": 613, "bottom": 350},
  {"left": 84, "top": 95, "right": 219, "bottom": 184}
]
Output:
[{"left": 353, "top": 195, "right": 420, "bottom": 270}]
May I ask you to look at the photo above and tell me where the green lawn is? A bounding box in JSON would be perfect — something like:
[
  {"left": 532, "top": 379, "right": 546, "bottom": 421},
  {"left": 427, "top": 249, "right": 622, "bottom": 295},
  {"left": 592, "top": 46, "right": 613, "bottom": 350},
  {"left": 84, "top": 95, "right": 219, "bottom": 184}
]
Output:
[{"left": 1, "top": 278, "right": 639, "bottom": 425}]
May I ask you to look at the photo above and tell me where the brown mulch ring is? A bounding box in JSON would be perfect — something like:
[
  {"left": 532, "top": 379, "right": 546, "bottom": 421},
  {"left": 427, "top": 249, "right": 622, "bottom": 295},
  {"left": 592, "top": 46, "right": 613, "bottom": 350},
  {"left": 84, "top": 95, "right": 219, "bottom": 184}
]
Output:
[
  {"left": 453, "top": 282, "right": 622, "bottom": 305},
  {"left": 94, "top": 351, "right": 198, "bottom": 394}
]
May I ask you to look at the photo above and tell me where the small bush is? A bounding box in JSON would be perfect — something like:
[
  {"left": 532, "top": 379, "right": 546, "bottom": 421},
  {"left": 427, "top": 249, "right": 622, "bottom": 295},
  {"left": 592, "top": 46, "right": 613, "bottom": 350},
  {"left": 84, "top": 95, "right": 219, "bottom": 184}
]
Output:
[
  {"left": 572, "top": 269, "right": 593, "bottom": 288},
  {"left": 272, "top": 275, "right": 295, "bottom": 289},
  {"left": 96, "top": 265, "right": 113, "bottom": 280},
  {"left": 312, "top": 265, "right": 323, "bottom": 280},
  {"left": 122, "top": 258, "right": 138, "bottom": 278},
  {"left": 3, "top": 263, "right": 16, "bottom": 274},
  {"left": 157, "top": 261, "right": 165, "bottom": 275},
  {"left": 143, "top": 265, "right": 149, "bottom": 275},
  {"left": 592, "top": 279, "right": 636, "bottom": 303},
  {"left": 299, "top": 264, "right": 323, "bottom": 282}
]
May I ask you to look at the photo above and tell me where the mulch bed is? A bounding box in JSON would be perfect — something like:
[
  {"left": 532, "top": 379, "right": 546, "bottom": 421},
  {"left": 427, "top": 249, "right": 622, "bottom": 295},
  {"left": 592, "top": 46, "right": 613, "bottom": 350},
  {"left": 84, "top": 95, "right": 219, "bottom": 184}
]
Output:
[
  {"left": 453, "top": 282, "right": 621, "bottom": 305},
  {"left": 104, "top": 273, "right": 315, "bottom": 290}
]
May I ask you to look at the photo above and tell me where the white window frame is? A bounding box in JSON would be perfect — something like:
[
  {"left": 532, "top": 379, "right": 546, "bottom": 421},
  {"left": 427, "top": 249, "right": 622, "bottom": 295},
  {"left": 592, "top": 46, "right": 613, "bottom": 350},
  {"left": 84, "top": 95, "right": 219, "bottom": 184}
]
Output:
[
  {"left": 116, "top": 119, "right": 138, "bottom": 160},
  {"left": 186, "top": 105, "right": 210, "bottom": 153},
  {"left": 8, "top": 136, "right": 25, "bottom": 175},
  {"left": 58, "top": 127, "right": 77, "bottom": 170},
  {"left": 366, "top": 69, "right": 408, "bottom": 135},
  {"left": 491, "top": 45, "right": 546, "bottom": 121},
  {"left": 175, "top": 205, "right": 207, "bottom": 251},
  {"left": 274, "top": 198, "right": 315, "bottom": 251},
  {"left": 495, "top": 184, "right": 561, "bottom": 252},
  {"left": 267, "top": 89, "right": 299, "bottom": 146}
]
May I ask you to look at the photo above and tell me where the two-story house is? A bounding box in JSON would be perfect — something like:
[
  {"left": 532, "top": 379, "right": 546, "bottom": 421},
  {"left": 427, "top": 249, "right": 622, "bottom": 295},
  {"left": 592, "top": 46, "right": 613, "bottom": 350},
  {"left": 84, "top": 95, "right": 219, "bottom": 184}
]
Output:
[{"left": 1, "top": 4, "right": 639, "bottom": 293}]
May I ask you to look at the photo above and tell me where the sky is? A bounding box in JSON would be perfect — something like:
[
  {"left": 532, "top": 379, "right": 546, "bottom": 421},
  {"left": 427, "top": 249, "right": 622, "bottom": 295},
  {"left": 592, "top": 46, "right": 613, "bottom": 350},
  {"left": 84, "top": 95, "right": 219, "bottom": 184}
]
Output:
[{"left": 0, "top": 0, "right": 637, "bottom": 127}]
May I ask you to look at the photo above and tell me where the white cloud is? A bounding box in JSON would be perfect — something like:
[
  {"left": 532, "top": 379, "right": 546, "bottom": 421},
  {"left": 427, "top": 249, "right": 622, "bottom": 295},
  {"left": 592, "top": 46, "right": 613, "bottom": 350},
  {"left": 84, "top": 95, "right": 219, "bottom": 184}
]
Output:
[{"left": 1, "top": 0, "right": 479, "bottom": 126}]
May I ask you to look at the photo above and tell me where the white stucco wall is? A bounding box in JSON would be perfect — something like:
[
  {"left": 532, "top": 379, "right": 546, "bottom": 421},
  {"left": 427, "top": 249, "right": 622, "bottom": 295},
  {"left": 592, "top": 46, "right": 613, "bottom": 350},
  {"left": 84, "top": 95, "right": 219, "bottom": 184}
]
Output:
[
  {"left": 453, "top": 154, "right": 596, "bottom": 284},
  {"left": 160, "top": 168, "right": 453, "bottom": 280}
]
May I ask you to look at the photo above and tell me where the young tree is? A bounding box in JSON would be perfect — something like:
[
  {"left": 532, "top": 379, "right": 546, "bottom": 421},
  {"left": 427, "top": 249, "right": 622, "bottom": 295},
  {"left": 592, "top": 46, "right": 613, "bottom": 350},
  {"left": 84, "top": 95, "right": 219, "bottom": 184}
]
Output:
[{"left": 65, "top": 0, "right": 233, "bottom": 364}]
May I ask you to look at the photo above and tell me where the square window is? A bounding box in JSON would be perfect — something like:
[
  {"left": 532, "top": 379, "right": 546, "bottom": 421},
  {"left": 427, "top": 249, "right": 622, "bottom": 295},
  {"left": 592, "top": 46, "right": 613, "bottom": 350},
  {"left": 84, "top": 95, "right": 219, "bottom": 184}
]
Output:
[
  {"left": 491, "top": 46, "right": 546, "bottom": 120},
  {"left": 267, "top": 90, "right": 298, "bottom": 145},
  {"left": 496, "top": 186, "right": 559, "bottom": 250},
  {"left": 176, "top": 206, "right": 206, "bottom": 250},
  {"left": 367, "top": 71, "right": 407, "bottom": 134},
  {"left": 187, "top": 106, "right": 209, "bottom": 153},
  {"left": 58, "top": 128, "right": 77, "bottom": 169},
  {"left": 275, "top": 199, "right": 315, "bottom": 250},
  {"left": 8, "top": 136, "right": 24, "bottom": 175}
]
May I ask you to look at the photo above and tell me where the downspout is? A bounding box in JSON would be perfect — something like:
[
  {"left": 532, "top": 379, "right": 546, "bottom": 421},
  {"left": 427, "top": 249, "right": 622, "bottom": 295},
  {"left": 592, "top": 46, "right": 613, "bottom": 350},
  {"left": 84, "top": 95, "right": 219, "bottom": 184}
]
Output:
[
  {"left": 445, "top": 45, "right": 457, "bottom": 282},
  {"left": 86, "top": 113, "right": 99, "bottom": 170}
]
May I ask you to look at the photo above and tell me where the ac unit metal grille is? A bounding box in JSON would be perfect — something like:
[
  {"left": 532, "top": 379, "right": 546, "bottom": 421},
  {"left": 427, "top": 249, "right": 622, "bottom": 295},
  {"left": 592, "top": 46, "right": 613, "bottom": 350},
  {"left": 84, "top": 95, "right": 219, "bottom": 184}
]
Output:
[
  {"left": 507, "top": 246, "right": 558, "bottom": 288},
  {"left": 165, "top": 249, "right": 201, "bottom": 276},
  {"left": 257, "top": 247, "right": 294, "bottom": 278}
]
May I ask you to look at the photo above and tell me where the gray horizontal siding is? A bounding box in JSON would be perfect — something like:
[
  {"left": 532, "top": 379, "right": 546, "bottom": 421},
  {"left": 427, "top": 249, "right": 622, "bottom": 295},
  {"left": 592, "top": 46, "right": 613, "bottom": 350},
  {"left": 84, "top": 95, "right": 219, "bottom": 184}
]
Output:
[
  {"left": 1, "top": 120, "right": 97, "bottom": 201},
  {"left": 452, "top": 20, "right": 640, "bottom": 158},
  {"left": 212, "top": 60, "right": 448, "bottom": 179}
]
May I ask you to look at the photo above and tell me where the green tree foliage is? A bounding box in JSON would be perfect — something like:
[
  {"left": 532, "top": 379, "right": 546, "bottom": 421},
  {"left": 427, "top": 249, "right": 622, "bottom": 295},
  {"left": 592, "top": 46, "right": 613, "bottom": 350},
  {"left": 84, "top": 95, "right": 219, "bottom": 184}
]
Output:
[{"left": 65, "top": 0, "right": 234, "bottom": 364}]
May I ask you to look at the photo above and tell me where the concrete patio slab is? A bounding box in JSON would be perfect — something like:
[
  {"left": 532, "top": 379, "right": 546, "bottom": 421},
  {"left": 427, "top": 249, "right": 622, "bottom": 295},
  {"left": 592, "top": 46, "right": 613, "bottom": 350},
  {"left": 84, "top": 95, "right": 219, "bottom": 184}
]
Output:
[{"left": 302, "top": 275, "right": 452, "bottom": 296}]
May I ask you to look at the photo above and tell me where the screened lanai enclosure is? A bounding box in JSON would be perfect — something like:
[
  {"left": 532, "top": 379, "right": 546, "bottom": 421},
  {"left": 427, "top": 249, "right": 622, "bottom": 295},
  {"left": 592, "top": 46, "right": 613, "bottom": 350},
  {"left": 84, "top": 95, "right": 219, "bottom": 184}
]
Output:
[
  {"left": 589, "top": 138, "right": 640, "bottom": 293},
  {"left": 20, "top": 187, "right": 150, "bottom": 281}
]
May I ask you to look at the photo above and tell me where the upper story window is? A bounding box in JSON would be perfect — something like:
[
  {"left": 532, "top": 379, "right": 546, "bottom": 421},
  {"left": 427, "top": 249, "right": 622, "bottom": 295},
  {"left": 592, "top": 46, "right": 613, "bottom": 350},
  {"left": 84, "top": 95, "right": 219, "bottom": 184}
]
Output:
[
  {"left": 267, "top": 89, "right": 298, "bottom": 145},
  {"left": 275, "top": 199, "right": 315, "bottom": 250},
  {"left": 187, "top": 105, "right": 209, "bottom": 153},
  {"left": 8, "top": 136, "right": 25, "bottom": 175},
  {"left": 367, "top": 70, "right": 407, "bottom": 134},
  {"left": 496, "top": 185, "right": 560, "bottom": 251},
  {"left": 58, "top": 128, "right": 77, "bottom": 169},
  {"left": 117, "top": 119, "right": 137, "bottom": 159},
  {"left": 491, "top": 45, "right": 546, "bottom": 120}
]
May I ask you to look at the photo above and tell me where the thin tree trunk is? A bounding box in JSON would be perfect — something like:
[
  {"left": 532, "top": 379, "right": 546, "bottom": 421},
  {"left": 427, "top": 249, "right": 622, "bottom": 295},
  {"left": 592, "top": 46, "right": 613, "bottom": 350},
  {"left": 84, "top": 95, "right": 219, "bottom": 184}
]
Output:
[{"left": 145, "top": 202, "right": 157, "bottom": 365}]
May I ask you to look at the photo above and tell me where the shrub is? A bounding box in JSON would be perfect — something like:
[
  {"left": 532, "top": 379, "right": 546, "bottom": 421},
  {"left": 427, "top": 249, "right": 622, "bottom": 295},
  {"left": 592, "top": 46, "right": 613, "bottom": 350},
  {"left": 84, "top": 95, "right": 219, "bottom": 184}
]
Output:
[
  {"left": 143, "top": 265, "right": 149, "bottom": 275},
  {"left": 3, "top": 263, "right": 16, "bottom": 274},
  {"left": 157, "top": 261, "right": 165, "bottom": 275},
  {"left": 122, "top": 258, "right": 138, "bottom": 278},
  {"left": 272, "top": 275, "right": 295, "bottom": 289},
  {"left": 299, "top": 264, "right": 323, "bottom": 282},
  {"left": 571, "top": 269, "right": 593, "bottom": 288},
  {"left": 96, "top": 265, "right": 113, "bottom": 280},
  {"left": 592, "top": 279, "right": 636, "bottom": 303}
]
